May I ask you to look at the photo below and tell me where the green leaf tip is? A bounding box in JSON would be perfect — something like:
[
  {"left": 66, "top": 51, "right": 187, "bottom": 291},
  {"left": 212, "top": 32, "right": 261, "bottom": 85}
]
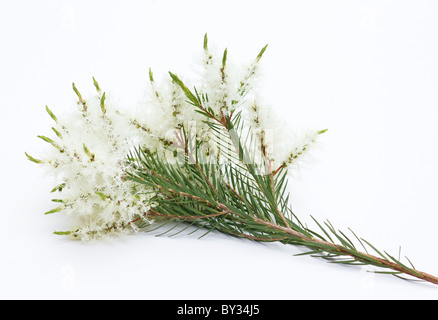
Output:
[
  {"left": 95, "top": 191, "right": 110, "bottom": 200},
  {"left": 50, "top": 183, "right": 66, "bottom": 193},
  {"left": 168, "top": 72, "right": 200, "bottom": 106},
  {"left": 256, "top": 44, "right": 268, "bottom": 61},
  {"left": 318, "top": 129, "right": 328, "bottom": 135},
  {"left": 53, "top": 230, "right": 71, "bottom": 236},
  {"left": 168, "top": 71, "right": 180, "bottom": 84},
  {"left": 203, "top": 33, "right": 208, "bottom": 51},
  {"left": 83, "top": 143, "right": 95, "bottom": 161},
  {"left": 92, "top": 76, "right": 101, "bottom": 93},
  {"left": 100, "top": 92, "right": 106, "bottom": 113},
  {"left": 44, "top": 206, "right": 63, "bottom": 215},
  {"left": 25, "top": 152, "right": 42, "bottom": 164},
  {"left": 222, "top": 48, "right": 228, "bottom": 69},
  {"left": 52, "top": 127, "right": 62, "bottom": 138},
  {"left": 37, "top": 135, "right": 63, "bottom": 152},
  {"left": 72, "top": 82, "right": 83, "bottom": 102},
  {"left": 148, "top": 67, "right": 154, "bottom": 83},
  {"left": 45, "top": 105, "right": 58, "bottom": 123},
  {"left": 37, "top": 135, "right": 55, "bottom": 144}
]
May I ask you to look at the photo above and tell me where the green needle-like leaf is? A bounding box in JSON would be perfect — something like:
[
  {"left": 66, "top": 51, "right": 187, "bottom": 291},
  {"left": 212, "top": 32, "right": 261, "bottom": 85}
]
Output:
[
  {"left": 93, "top": 76, "right": 101, "bottom": 93},
  {"left": 83, "top": 143, "right": 95, "bottom": 161},
  {"left": 46, "top": 105, "right": 58, "bottom": 123},
  {"left": 256, "top": 44, "right": 268, "bottom": 62},
  {"left": 169, "top": 72, "right": 200, "bottom": 107},
  {"left": 100, "top": 92, "right": 106, "bottom": 113},
  {"left": 25, "top": 152, "right": 42, "bottom": 164},
  {"left": 222, "top": 48, "right": 228, "bottom": 69},
  {"left": 44, "top": 206, "right": 63, "bottom": 215},
  {"left": 72, "top": 82, "right": 83, "bottom": 102},
  {"left": 149, "top": 67, "right": 154, "bottom": 83},
  {"left": 203, "top": 33, "right": 208, "bottom": 51}
]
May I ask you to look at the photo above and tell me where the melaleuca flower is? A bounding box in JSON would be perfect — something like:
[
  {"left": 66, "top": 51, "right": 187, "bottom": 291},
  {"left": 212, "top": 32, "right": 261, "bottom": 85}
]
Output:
[{"left": 27, "top": 81, "right": 156, "bottom": 240}]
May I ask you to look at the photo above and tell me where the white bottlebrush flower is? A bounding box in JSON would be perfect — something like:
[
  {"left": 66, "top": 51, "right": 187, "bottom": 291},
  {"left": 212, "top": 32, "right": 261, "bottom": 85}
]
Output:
[
  {"left": 195, "top": 37, "right": 265, "bottom": 118},
  {"left": 273, "top": 128, "right": 327, "bottom": 174},
  {"left": 28, "top": 81, "right": 156, "bottom": 240}
]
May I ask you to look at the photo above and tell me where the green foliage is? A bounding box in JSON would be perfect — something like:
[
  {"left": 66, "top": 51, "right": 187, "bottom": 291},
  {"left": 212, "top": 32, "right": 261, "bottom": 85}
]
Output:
[{"left": 125, "top": 39, "right": 437, "bottom": 285}]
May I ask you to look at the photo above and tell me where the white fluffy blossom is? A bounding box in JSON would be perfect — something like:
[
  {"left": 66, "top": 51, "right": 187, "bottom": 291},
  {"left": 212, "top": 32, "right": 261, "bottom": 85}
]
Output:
[{"left": 31, "top": 84, "right": 156, "bottom": 240}]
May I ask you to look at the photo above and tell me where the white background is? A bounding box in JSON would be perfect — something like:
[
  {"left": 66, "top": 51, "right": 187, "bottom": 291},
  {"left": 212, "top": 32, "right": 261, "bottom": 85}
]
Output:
[{"left": 1, "top": 0, "right": 438, "bottom": 300}]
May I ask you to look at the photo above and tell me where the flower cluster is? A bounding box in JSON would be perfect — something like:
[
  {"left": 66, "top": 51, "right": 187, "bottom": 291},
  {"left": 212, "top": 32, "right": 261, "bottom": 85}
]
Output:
[
  {"left": 27, "top": 35, "right": 325, "bottom": 240},
  {"left": 27, "top": 82, "right": 156, "bottom": 240}
]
